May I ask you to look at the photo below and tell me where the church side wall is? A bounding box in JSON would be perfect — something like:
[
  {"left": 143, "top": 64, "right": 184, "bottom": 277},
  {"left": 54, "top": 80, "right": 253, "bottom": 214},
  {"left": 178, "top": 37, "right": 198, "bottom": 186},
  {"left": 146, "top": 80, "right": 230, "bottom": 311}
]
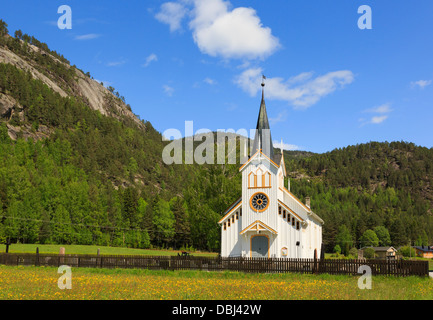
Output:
[
  {"left": 303, "top": 217, "right": 322, "bottom": 259},
  {"left": 221, "top": 208, "right": 243, "bottom": 257},
  {"left": 274, "top": 210, "right": 302, "bottom": 258}
]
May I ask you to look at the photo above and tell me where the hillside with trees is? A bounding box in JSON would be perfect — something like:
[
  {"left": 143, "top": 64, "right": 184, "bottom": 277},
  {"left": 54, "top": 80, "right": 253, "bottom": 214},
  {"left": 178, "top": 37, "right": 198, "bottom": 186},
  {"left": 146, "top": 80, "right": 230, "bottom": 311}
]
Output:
[
  {"left": 0, "top": 19, "right": 432, "bottom": 254},
  {"left": 287, "top": 141, "right": 433, "bottom": 253}
]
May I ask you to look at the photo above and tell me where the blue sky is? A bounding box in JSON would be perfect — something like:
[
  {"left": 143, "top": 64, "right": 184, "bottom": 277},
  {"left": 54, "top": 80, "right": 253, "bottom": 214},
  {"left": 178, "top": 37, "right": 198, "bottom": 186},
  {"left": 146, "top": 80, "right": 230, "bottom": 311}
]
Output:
[{"left": 1, "top": 0, "right": 433, "bottom": 153}]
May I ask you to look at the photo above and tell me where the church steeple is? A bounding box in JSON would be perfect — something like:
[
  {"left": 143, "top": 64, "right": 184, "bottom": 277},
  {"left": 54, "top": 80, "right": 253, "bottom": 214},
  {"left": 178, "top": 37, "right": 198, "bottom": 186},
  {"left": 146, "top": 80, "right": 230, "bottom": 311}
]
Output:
[{"left": 252, "top": 76, "right": 274, "bottom": 161}]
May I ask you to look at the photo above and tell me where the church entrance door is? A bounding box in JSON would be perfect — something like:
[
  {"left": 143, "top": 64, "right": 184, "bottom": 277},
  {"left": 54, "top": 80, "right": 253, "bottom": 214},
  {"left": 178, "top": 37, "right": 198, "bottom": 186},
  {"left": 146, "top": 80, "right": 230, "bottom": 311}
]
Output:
[{"left": 251, "top": 235, "right": 269, "bottom": 258}]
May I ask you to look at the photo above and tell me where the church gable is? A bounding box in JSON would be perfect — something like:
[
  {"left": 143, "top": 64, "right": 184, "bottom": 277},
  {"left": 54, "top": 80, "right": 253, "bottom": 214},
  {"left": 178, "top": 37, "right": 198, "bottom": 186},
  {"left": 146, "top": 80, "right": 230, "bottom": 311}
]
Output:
[
  {"left": 239, "top": 149, "right": 280, "bottom": 173},
  {"left": 240, "top": 220, "right": 278, "bottom": 235}
]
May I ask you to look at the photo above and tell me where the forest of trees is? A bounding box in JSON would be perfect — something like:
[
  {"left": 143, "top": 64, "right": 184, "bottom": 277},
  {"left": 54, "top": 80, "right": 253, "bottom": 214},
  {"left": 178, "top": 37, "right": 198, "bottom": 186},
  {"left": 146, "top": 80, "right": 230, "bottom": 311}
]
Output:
[
  {"left": 287, "top": 141, "right": 433, "bottom": 252},
  {"left": 1, "top": 20, "right": 433, "bottom": 253}
]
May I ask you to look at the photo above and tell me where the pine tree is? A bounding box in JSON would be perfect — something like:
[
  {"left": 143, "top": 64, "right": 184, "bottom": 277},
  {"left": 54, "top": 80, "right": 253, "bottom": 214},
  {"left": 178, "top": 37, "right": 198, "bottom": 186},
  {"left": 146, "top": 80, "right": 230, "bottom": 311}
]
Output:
[
  {"left": 0, "top": 19, "right": 8, "bottom": 36},
  {"left": 335, "top": 225, "right": 353, "bottom": 255},
  {"left": 374, "top": 226, "right": 391, "bottom": 246},
  {"left": 152, "top": 197, "right": 175, "bottom": 247},
  {"left": 170, "top": 196, "right": 191, "bottom": 249},
  {"left": 359, "top": 229, "right": 379, "bottom": 248}
]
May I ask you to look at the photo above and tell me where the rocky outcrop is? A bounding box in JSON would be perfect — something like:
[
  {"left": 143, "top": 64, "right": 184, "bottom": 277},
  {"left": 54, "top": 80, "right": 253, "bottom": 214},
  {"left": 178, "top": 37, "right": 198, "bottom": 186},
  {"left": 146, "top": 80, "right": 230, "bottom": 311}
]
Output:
[
  {"left": 73, "top": 70, "right": 144, "bottom": 128},
  {"left": 0, "top": 47, "right": 68, "bottom": 98},
  {"left": 0, "top": 93, "right": 16, "bottom": 120},
  {"left": 0, "top": 40, "right": 144, "bottom": 135}
]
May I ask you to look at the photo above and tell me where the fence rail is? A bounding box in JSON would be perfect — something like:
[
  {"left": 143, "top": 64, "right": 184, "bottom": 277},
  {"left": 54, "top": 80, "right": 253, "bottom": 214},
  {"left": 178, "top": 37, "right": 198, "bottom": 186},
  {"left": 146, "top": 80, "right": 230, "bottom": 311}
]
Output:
[{"left": 0, "top": 253, "right": 429, "bottom": 277}]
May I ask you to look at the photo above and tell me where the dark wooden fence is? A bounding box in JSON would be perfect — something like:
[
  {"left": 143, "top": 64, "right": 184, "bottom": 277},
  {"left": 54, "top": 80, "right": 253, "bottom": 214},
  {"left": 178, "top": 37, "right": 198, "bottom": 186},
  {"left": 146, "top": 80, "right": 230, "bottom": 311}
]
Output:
[{"left": 0, "top": 253, "right": 429, "bottom": 277}]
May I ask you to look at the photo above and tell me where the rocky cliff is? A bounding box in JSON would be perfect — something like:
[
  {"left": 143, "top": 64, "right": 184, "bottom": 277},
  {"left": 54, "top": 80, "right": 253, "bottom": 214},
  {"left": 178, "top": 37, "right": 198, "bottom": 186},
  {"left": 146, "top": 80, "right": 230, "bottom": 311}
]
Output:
[{"left": 0, "top": 35, "right": 144, "bottom": 140}]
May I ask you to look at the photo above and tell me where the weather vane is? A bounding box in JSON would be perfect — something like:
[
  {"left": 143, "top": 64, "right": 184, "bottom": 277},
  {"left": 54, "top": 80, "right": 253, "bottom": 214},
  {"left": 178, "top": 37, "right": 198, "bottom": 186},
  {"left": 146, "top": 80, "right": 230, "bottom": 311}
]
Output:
[{"left": 261, "top": 75, "right": 266, "bottom": 87}]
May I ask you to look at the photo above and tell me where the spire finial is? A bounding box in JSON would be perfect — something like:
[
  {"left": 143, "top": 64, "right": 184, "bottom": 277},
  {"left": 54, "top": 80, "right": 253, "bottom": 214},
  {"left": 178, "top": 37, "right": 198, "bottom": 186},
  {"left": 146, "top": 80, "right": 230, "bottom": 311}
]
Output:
[{"left": 261, "top": 75, "right": 266, "bottom": 87}]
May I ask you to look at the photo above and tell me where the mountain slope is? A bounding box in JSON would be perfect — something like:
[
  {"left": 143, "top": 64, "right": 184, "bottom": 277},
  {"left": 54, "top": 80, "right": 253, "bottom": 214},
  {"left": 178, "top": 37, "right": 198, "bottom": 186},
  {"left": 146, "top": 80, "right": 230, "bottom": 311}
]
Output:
[
  {"left": 0, "top": 33, "right": 144, "bottom": 137},
  {"left": 286, "top": 141, "right": 433, "bottom": 252},
  {"left": 0, "top": 23, "right": 201, "bottom": 250},
  {"left": 0, "top": 20, "right": 432, "bottom": 254}
]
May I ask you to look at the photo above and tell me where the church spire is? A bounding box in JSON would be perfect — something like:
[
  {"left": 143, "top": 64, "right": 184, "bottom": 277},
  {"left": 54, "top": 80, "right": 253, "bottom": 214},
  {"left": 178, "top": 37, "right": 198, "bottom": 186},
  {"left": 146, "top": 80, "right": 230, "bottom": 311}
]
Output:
[{"left": 252, "top": 75, "right": 274, "bottom": 161}]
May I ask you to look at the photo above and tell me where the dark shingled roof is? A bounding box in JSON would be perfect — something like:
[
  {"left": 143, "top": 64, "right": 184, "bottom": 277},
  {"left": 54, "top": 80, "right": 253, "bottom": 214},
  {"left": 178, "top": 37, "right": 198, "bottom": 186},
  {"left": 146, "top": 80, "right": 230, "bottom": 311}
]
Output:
[
  {"left": 414, "top": 246, "right": 433, "bottom": 252},
  {"left": 273, "top": 153, "right": 282, "bottom": 166},
  {"left": 251, "top": 86, "right": 275, "bottom": 162},
  {"left": 222, "top": 197, "right": 242, "bottom": 216}
]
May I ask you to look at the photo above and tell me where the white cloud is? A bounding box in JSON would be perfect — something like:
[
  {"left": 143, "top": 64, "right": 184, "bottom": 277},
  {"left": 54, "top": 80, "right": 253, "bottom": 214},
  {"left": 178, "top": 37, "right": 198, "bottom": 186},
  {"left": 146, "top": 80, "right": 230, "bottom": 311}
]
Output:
[
  {"left": 365, "top": 103, "right": 393, "bottom": 114},
  {"left": 274, "top": 140, "right": 301, "bottom": 151},
  {"left": 371, "top": 115, "right": 389, "bottom": 124},
  {"left": 74, "top": 33, "right": 101, "bottom": 41},
  {"left": 143, "top": 53, "right": 158, "bottom": 67},
  {"left": 269, "top": 111, "right": 287, "bottom": 125},
  {"left": 411, "top": 79, "right": 432, "bottom": 89},
  {"left": 189, "top": 0, "right": 280, "bottom": 60},
  {"left": 360, "top": 103, "right": 393, "bottom": 125},
  {"left": 204, "top": 77, "right": 217, "bottom": 85},
  {"left": 155, "top": 2, "right": 188, "bottom": 32},
  {"left": 235, "top": 67, "right": 354, "bottom": 108},
  {"left": 156, "top": 0, "right": 280, "bottom": 60},
  {"left": 107, "top": 58, "right": 127, "bottom": 67},
  {"left": 163, "top": 85, "right": 175, "bottom": 97}
]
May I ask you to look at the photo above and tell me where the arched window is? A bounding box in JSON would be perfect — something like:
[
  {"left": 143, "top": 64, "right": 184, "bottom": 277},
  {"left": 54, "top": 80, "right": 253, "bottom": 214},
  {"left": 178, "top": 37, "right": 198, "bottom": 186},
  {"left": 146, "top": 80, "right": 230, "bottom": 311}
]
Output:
[
  {"left": 249, "top": 169, "right": 271, "bottom": 188},
  {"left": 256, "top": 168, "right": 264, "bottom": 187},
  {"left": 248, "top": 172, "right": 256, "bottom": 188},
  {"left": 265, "top": 172, "right": 271, "bottom": 188}
]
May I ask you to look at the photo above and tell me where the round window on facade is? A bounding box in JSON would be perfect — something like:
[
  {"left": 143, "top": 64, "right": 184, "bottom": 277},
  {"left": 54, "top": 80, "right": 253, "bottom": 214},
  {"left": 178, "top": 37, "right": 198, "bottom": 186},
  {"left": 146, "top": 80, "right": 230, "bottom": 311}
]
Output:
[{"left": 250, "top": 192, "right": 269, "bottom": 212}]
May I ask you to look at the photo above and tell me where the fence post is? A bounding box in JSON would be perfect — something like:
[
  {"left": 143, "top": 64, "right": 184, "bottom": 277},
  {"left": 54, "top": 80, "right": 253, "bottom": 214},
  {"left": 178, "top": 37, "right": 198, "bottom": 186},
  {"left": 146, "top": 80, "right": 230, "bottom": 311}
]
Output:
[
  {"left": 313, "top": 249, "right": 317, "bottom": 274},
  {"left": 35, "top": 247, "right": 39, "bottom": 267},
  {"left": 59, "top": 247, "right": 65, "bottom": 267}
]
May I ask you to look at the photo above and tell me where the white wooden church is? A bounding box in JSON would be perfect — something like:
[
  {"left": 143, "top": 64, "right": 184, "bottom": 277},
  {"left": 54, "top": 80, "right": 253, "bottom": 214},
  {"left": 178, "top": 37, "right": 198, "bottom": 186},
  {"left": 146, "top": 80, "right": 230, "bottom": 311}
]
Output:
[{"left": 219, "top": 82, "right": 324, "bottom": 259}]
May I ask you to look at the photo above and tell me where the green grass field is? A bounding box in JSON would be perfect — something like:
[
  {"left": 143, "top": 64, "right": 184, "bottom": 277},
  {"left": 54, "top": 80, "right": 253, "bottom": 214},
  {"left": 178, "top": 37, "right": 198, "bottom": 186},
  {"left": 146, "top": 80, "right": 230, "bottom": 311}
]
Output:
[
  {"left": 1, "top": 244, "right": 432, "bottom": 300},
  {"left": 0, "top": 243, "right": 218, "bottom": 257},
  {"left": 0, "top": 265, "right": 432, "bottom": 300}
]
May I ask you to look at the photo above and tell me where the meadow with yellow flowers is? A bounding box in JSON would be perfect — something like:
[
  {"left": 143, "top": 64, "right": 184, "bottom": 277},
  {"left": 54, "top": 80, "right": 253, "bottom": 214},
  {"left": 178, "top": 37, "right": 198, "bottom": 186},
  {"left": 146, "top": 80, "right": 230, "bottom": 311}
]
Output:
[{"left": 1, "top": 265, "right": 432, "bottom": 300}]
